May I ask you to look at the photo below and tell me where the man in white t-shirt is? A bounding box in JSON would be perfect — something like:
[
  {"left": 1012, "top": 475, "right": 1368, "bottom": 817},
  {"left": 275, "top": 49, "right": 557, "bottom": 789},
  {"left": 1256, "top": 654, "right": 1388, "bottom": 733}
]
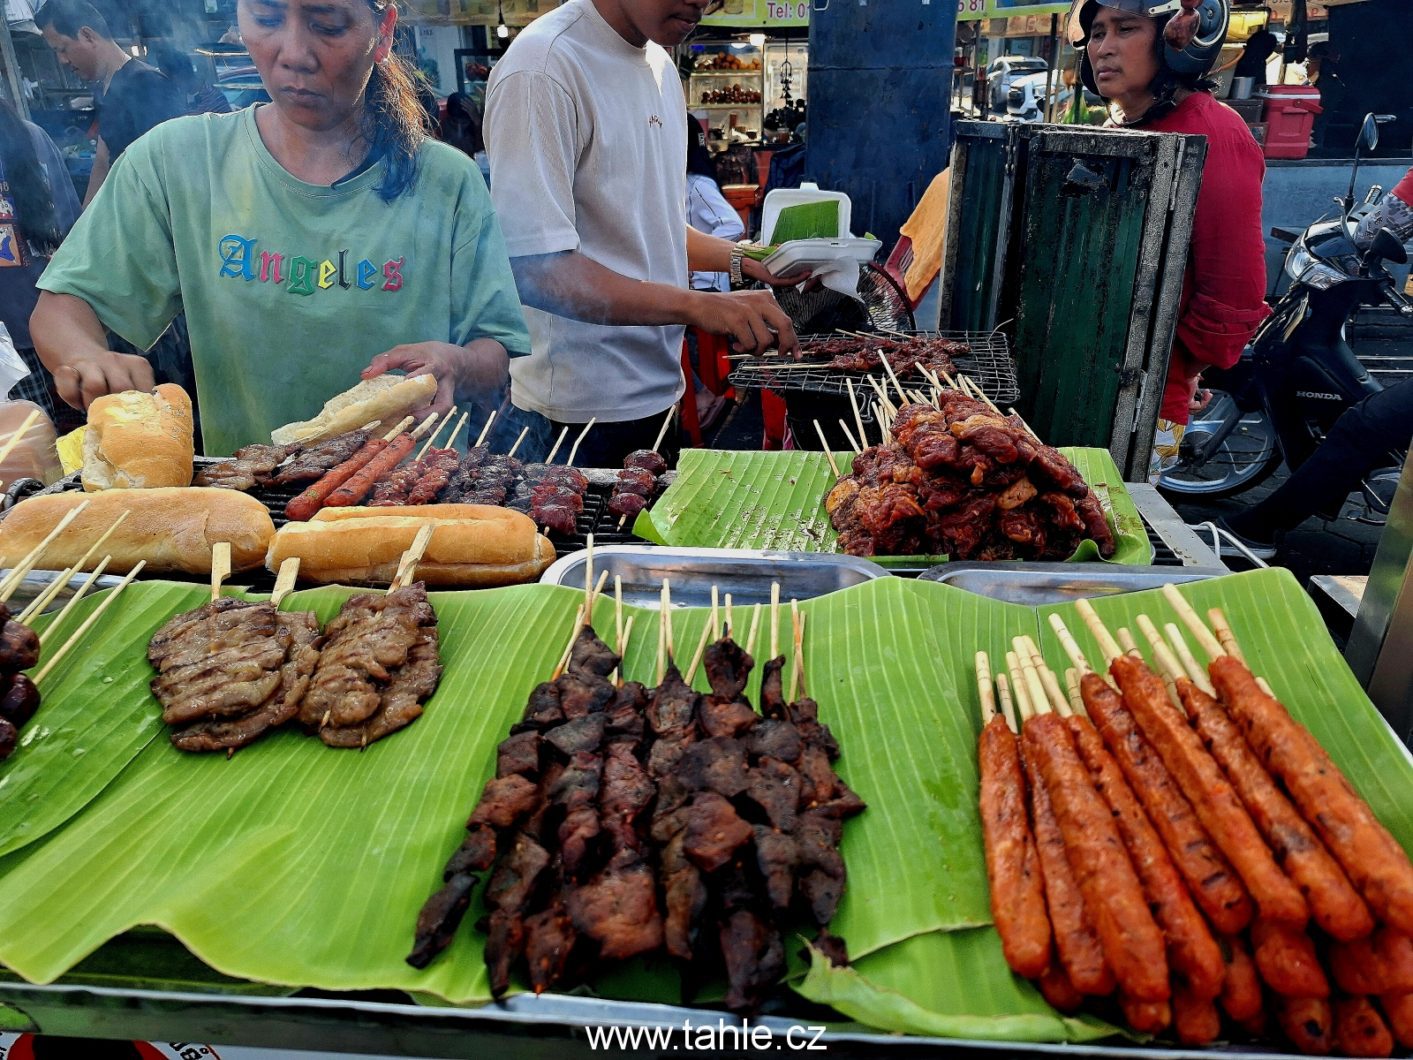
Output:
[{"left": 485, "top": 0, "right": 801, "bottom": 466}]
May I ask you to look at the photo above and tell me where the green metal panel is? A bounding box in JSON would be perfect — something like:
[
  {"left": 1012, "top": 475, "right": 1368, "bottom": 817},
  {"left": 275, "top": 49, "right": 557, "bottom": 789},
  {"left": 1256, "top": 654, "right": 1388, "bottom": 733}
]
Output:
[
  {"left": 942, "top": 122, "right": 1014, "bottom": 333},
  {"left": 1012, "top": 146, "right": 1154, "bottom": 448}
]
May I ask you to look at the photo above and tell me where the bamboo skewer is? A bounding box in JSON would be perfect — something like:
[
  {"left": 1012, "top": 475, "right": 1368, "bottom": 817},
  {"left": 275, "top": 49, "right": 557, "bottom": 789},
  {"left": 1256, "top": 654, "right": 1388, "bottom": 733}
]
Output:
[
  {"left": 1006, "top": 650, "right": 1037, "bottom": 720},
  {"left": 723, "top": 593, "right": 733, "bottom": 640},
  {"left": 1208, "top": 608, "right": 1247, "bottom": 664},
  {"left": 1159, "top": 585, "right": 1227, "bottom": 661},
  {"left": 836, "top": 419, "right": 861, "bottom": 454},
  {"left": 16, "top": 512, "right": 130, "bottom": 625},
  {"left": 1117, "top": 627, "right": 1141, "bottom": 659},
  {"left": 210, "top": 543, "right": 231, "bottom": 602},
  {"left": 544, "top": 426, "right": 570, "bottom": 466},
  {"left": 416, "top": 408, "right": 458, "bottom": 460},
  {"left": 610, "top": 614, "right": 635, "bottom": 687},
  {"left": 879, "top": 351, "right": 908, "bottom": 405},
  {"left": 390, "top": 523, "right": 435, "bottom": 590},
  {"left": 1074, "top": 598, "right": 1122, "bottom": 665},
  {"left": 553, "top": 605, "right": 586, "bottom": 681},
  {"left": 769, "top": 581, "right": 780, "bottom": 660},
  {"left": 649, "top": 409, "right": 675, "bottom": 455},
  {"left": 37, "top": 556, "right": 112, "bottom": 649},
  {"left": 1064, "top": 667, "right": 1084, "bottom": 716},
  {"left": 709, "top": 585, "right": 720, "bottom": 641},
  {"left": 33, "top": 561, "right": 145, "bottom": 685},
  {"left": 1006, "top": 407, "right": 1040, "bottom": 442},
  {"left": 381, "top": 415, "right": 416, "bottom": 442},
  {"left": 813, "top": 422, "right": 841, "bottom": 477},
  {"left": 745, "top": 602, "right": 762, "bottom": 658},
  {"left": 270, "top": 558, "right": 301, "bottom": 608},
  {"left": 1047, "top": 613, "right": 1093, "bottom": 676},
  {"left": 846, "top": 378, "right": 869, "bottom": 448},
  {"left": 567, "top": 417, "right": 598, "bottom": 467},
  {"left": 788, "top": 601, "right": 806, "bottom": 702},
  {"left": 582, "top": 535, "right": 595, "bottom": 621},
  {"left": 662, "top": 579, "right": 674, "bottom": 664},
  {"left": 685, "top": 619, "right": 713, "bottom": 685},
  {"left": 1164, "top": 622, "right": 1210, "bottom": 691},
  {"left": 1019, "top": 635, "right": 1069, "bottom": 717},
  {"left": 1134, "top": 614, "right": 1186, "bottom": 707},
  {"left": 995, "top": 670, "right": 1019, "bottom": 733},
  {"left": 0, "top": 408, "right": 41, "bottom": 468},
  {"left": 505, "top": 426, "right": 530, "bottom": 460},
  {"left": 0, "top": 498, "right": 93, "bottom": 601},
  {"left": 447, "top": 410, "right": 470, "bottom": 450},
  {"left": 975, "top": 650, "right": 997, "bottom": 723},
  {"left": 473, "top": 410, "right": 498, "bottom": 449},
  {"left": 614, "top": 575, "right": 624, "bottom": 662}
]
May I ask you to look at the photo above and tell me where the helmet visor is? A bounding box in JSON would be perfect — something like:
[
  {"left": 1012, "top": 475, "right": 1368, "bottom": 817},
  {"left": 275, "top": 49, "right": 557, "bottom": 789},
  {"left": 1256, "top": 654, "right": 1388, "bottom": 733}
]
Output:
[{"left": 1066, "top": 0, "right": 1182, "bottom": 43}]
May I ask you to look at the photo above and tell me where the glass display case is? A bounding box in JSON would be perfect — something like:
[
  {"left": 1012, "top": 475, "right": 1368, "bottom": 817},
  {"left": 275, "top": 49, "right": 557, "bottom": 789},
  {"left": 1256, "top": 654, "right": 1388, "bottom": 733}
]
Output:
[{"left": 687, "top": 40, "right": 764, "bottom": 144}]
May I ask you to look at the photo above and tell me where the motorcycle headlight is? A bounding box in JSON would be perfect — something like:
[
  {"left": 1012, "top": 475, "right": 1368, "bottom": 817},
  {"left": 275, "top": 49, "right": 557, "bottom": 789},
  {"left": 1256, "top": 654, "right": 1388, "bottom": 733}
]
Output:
[{"left": 1285, "top": 238, "right": 1347, "bottom": 291}]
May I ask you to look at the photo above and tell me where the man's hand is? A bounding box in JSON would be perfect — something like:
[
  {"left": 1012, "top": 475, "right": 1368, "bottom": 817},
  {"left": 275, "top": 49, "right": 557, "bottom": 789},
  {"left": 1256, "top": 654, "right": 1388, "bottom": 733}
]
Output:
[
  {"left": 686, "top": 289, "right": 800, "bottom": 358},
  {"left": 52, "top": 352, "right": 155, "bottom": 410},
  {"left": 741, "top": 257, "right": 813, "bottom": 289},
  {"left": 363, "top": 339, "right": 509, "bottom": 417}
]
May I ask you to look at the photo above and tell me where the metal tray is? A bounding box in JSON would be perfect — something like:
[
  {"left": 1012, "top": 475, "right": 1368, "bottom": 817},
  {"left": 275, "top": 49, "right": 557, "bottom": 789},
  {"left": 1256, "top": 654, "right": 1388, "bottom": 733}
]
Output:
[
  {"left": 918, "top": 562, "right": 1228, "bottom": 606},
  {"left": 540, "top": 546, "right": 886, "bottom": 607},
  {"left": 0, "top": 568, "right": 126, "bottom": 616}
]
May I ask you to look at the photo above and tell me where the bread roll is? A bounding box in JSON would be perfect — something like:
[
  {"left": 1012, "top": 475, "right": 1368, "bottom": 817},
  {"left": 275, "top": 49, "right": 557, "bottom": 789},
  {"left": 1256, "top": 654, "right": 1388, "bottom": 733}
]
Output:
[
  {"left": 0, "top": 488, "right": 274, "bottom": 575},
  {"left": 271, "top": 373, "right": 437, "bottom": 447},
  {"left": 269, "top": 505, "right": 555, "bottom": 587},
  {"left": 82, "top": 384, "right": 194, "bottom": 490}
]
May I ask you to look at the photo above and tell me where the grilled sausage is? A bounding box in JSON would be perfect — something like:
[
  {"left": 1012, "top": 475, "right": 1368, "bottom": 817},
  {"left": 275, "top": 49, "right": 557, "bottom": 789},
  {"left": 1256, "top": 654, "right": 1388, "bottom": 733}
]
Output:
[
  {"left": 1111, "top": 656, "right": 1308, "bottom": 927},
  {"left": 1178, "top": 679, "right": 1373, "bottom": 941},
  {"left": 1080, "top": 673, "right": 1253, "bottom": 935},
  {"left": 979, "top": 715, "right": 1052, "bottom": 979},
  {"left": 1379, "top": 991, "right": 1413, "bottom": 1048},
  {"left": 1067, "top": 712, "right": 1224, "bottom": 1001},
  {"left": 285, "top": 438, "right": 389, "bottom": 521},
  {"left": 325, "top": 434, "right": 417, "bottom": 507},
  {"left": 1333, "top": 996, "right": 1395, "bottom": 1058},
  {"left": 1252, "top": 918, "right": 1330, "bottom": 999},
  {"left": 1023, "top": 715, "right": 1168, "bottom": 1002},
  {"left": 1120, "top": 994, "right": 1172, "bottom": 1034},
  {"left": 1020, "top": 739, "right": 1113, "bottom": 995},
  {"left": 1277, "top": 996, "right": 1334, "bottom": 1055},
  {"left": 1334, "top": 929, "right": 1413, "bottom": 995},
  {"left": 1036, "top": 961, "right": 1084, "bottom": 1013},
  {"left": 1211, "top": 656, "right": 1413, "bottom": 936},
  {"left": 1219, "top": 932, "right": 1265, "bottom": 1023},
  {"left": 1173, "top": 981, "right": 1222, "bottom": 1045}
]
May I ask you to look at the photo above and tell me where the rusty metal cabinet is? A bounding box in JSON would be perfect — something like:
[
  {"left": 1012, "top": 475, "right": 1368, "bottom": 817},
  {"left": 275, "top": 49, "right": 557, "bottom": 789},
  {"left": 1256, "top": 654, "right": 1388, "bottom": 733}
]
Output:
[{"left": 939, "top": 121, "right": 1207, "bottom": 480}]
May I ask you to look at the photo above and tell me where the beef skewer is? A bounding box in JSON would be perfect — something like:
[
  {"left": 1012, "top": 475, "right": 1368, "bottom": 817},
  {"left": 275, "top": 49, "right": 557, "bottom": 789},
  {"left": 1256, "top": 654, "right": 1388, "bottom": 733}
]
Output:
[{"left": 269, "top": 427, "right": 376, "bottom": 487}]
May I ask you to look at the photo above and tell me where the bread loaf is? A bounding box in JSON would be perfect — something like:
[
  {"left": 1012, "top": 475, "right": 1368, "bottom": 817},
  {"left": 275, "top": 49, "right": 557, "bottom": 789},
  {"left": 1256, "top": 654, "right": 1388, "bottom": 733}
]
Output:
[
  {"left": 82, "top": 384, "right": 194, "bottom": 490},
  {"left": 269, "top": 504, "right": 555, "bottom": 587},
  {"left": 0, "top": 488, "right": 274, "bottom": 575},
  {"left": 270, "top": 373, "right": 437, "bottom": 447}
]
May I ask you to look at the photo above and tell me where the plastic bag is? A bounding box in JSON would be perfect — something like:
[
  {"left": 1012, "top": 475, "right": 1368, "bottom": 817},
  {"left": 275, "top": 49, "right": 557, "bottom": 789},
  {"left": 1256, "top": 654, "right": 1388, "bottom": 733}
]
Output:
[
  {"left": 0, "top": 400, "right": 62, "bottom": 487},
  {"left": 0, "top": 322, "right": 30, "bottom": 397}
]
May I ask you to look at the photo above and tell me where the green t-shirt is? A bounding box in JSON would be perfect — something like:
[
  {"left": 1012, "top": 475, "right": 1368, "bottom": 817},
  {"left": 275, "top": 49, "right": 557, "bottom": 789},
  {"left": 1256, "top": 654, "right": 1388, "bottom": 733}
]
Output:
[{"left": 39, "top": 107, "right": 531, "bottom": 456}]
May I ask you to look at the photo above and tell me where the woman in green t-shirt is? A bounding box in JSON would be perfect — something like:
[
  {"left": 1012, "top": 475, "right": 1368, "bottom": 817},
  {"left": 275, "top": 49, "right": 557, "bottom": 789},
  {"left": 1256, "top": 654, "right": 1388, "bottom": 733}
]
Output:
[{"left": 31, "top": 0, "right": 530, "bottom": 455}]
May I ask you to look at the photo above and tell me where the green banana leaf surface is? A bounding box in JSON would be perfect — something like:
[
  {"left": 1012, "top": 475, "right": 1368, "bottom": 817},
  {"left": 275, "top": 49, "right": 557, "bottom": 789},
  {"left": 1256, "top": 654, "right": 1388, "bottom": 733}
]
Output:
[
  {"left": 0, "top": 569, "right": 1406, "bottom": 1047},
  {"left": 634, "top": 447, "right": 1151, "bottom": 565}
]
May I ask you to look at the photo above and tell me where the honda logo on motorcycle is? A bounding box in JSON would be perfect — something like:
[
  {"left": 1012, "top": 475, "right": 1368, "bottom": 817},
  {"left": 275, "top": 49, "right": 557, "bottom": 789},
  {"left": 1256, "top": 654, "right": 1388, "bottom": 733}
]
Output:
[{"left": 1296, "top": 390, "right": 1344, "bottom": 401}]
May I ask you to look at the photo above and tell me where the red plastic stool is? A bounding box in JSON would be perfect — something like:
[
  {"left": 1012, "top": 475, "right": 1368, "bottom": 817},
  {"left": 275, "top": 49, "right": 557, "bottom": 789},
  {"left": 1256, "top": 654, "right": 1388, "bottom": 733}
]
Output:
[
  {"left": 679, "top": 343, "right": 703, "bottom": 448},
  {"left": 761, "top": 389, "right": 787, "bottom": 451}
]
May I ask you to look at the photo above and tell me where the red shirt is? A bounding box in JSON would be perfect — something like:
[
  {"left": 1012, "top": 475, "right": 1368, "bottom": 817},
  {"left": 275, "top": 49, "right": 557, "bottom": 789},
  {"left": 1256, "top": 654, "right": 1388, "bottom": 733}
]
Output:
[{"left": 1141, "top": 92, "right": 1271, "bottom": 423}]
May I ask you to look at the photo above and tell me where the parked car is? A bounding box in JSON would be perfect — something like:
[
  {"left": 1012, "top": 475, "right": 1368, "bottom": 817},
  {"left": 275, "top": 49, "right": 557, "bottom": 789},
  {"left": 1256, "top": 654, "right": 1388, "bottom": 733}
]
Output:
[
  {"left": 986, "top": 56, "right": 1047, "bottom": 114},
  {"left": 215, "top": 66, "right": 269, "bottom": 109},
  {"left": 1005, "top": 71, "right": 1104, "bottom": 122}
]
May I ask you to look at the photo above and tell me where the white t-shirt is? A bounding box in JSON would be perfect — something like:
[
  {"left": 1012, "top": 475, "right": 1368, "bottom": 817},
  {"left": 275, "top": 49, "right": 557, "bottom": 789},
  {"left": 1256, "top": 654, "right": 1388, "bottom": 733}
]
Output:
[
  {"left": 688, "top": 172, "right": 744, "bottom": 293},
  {"left": 486, "top": 0, "right": 688, "bottom": 424}
]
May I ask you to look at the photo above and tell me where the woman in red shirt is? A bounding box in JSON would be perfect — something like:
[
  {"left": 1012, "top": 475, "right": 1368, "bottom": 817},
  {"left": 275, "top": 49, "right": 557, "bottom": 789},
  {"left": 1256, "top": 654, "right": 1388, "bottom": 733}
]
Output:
[{"left": 1069, "top": 0, "right": 1271, "bottom": 476}]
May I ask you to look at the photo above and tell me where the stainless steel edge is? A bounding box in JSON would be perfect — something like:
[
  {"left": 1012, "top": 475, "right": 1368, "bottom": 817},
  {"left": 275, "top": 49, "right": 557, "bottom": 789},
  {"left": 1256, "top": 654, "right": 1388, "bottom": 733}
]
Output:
[{"left": 918, "top": 562, "right": 1225, "bottom": 605}]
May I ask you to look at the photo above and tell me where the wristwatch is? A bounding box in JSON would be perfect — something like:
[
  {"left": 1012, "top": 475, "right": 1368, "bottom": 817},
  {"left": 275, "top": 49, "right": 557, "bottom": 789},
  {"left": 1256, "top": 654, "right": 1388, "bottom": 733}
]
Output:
[{"left": 728, "top": 244, "right": 746, "bottom": 287}]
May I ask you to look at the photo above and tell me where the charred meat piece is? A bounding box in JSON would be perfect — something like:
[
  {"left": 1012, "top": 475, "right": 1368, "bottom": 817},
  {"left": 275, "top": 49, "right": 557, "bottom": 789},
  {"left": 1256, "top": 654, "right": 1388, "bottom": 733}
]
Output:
[
  {"left": 195, "top": 442, "right": 298, "bottom": 491},
  {"left": 681, "top": 792, "right": 753, "bottom": 872},
  {"left": 0, "top": 672, "right": 41, "bottom": 731},
  {"left": 704, "top": 638, "right": 752, "bottom": 700},
  {"left": 270, "top": 430, "right": 371, "bottom": 486},
  {"left": 405, "top": 871, "right": 479, "bottom": 969},
  {"left": 299, "top": 583, "right": 438, "bottom": 733},
  {"left": 484, "top": 908, "right": 526, "bottom": 998},
  {"left": 407, "top": 449, "right": 461, "bottom": 505},
  {"left": 614, "top": 467, "right": 657, "bottom": 496},
  {"left": 532, "top": 504, "right": 579, "bottom": 537},
  {"left": 744, "top": 756, "right": 802, "bottom": 832},
  {"left": 149, "top": 600, "right": 286, "bottom": 725},
  {"left": 607, "top": 492, "right": 648, "bottom": 519},
  {"left": 523, "top": 900, "right": 578, "bottom": 994},
  {"left": 624, "top": 449, "right": 668, "bottom": 476},
  {"left": 720, "top": 906, "right": 787, "bottom": 1015},
  {"left": 568, "top": 850, "right": 665, "bottom": 960},
  {"left": 546, "top": 714, "right": 607, "bottom": 757},
  {"left": 660, "top": 831, "right": 707, "bottom": 959},
  {"left": 318, "top": 623, "right": 441, "bottom": 748},
  {"left": 699, "top": 695, "right": 759, "bottom": 740},
  {"left": 526, "top": 465, "right": 589, "bottom": 493},
  {"left": 678, "top": 736, "right": 750, "bottom": 798},
  {"left": 496, "top": 731, "right": 542, "bottom": 778},
  {"left": 468, "top": 774, "right": 541, "bottom": 830},
  {"left": 600, "top": 742, "right": 654, "bottom": 848},
  {"left": 0, "top": 618, "right": 40, "bottom": 672}
]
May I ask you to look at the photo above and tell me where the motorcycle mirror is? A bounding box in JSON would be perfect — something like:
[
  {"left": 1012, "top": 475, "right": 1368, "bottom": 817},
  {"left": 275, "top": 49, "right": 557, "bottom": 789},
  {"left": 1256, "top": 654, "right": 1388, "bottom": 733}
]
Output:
[
  {"left": 1360, "top": 113, "right": 1380, "bottom": 153},
  {"left": 1368, "top": 227, "right": 1409, "bottom": 266}
]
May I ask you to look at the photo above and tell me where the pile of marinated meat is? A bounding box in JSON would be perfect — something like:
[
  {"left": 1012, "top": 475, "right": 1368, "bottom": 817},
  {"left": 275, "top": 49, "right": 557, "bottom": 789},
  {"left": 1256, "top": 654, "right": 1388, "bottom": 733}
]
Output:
[
  {"left": 196, "top": 431, "right": 371, "bottom": 492},
  {"left": 826, "top": 396, "right": 1116, "bottom": 560},
  {"left": 407, "top": 623, "right": 864, "bottom": 1013},
  {"left": 441, "top": 449, "right": 591, "bottom": 536},
  {"left": 146, "top": 584, "right": 440, "bottom": 754},
  {"left": 0, "top": 604, "right": 40, "bottom": 761},
  {"left": 797, "top": 335, "right": 967, "bottom": 379},
  {"left": 608, "top": 449, "right": 668, "bottom": 521}
]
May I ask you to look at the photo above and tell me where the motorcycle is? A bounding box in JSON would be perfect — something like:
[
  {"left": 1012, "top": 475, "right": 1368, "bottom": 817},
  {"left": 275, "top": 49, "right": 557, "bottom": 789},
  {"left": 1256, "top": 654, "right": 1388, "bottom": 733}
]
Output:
[{"left": 1158, "top": 113, "right": 1413, "bottom": 521}]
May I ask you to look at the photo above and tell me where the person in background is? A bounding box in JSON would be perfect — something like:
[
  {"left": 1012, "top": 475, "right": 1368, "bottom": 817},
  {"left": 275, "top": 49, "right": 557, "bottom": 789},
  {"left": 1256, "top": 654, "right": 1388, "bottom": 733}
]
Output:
[
  {"left": 483, "top": 0, "right": 803, "bottom": 468},
  {"left": 30, "top": 0, "right": 529, "bottom": 456},
  {"left": 35, "top": 0, "right": 187, "bottom": 205},
  {"left": 1218, "top": 167, "right": 1413, "bottom": 558},
  {"left": 442, "top": 90, "right": 489, "bottom": 187},
  {"left": 0, "top": 100, "right": 81, "bottom": 427},
  {"left": 1232, "top": 10, "right": 1278, "bottom": 90},
  {"left": 148, "top": 42, "right": 233, "bottom": 116},
  {"left": 685, "top": 113, "right": 740, "bottom": 430},
  {"left": 1067, "top": 0, "right": 1269, "bottom": 482}
]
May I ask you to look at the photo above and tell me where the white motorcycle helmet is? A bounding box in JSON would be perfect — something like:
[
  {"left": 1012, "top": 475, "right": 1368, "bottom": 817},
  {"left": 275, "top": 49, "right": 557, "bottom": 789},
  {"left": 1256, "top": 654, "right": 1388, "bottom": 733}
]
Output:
[{"left": 1068, "top": 0, "right": 1230, "bottom": 96}]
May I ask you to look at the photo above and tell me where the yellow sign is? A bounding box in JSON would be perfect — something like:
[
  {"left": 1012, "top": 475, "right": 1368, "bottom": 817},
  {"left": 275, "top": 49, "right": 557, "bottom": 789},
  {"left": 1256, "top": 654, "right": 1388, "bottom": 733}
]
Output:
[
  {"left": 702, "top": 0, "right": 809, "bottom": 28},
  {"left": 958, "top": 0, "right": 1070, "bottom": 21},
  {"left": 400, "top": 0, "right": 553, "bottom": 26}
]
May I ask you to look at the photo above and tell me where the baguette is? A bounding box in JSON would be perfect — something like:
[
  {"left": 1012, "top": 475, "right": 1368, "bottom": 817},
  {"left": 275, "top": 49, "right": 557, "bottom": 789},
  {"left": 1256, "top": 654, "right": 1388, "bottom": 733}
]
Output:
[
  {"left": 82, "top": 384, "right": 194, "bottom": 490},
  {"left": 271, "top": 373, "right": 437, "bottom": 447},
  {"left": 0, "top": 488, "right": 274, "bottom": 574},
  {"left": 270, "top": 505, "right": 555, "bottom": 587}
]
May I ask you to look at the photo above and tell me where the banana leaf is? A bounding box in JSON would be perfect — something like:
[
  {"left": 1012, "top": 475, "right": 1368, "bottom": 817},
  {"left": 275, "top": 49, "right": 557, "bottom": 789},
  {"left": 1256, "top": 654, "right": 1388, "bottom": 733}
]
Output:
[
  {"left": 0, "top": 569, "right": 1407, "bottom": 1048},
  {"left": 634, "top": 447, "right": 1151, "bottom": 565}
]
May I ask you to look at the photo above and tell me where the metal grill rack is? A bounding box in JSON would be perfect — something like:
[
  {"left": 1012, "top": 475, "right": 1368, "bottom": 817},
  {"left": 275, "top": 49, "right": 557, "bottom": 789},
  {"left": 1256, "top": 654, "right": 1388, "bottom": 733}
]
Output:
[{"left": 728, "top": 329, "right": 1020, "bottom": 409}]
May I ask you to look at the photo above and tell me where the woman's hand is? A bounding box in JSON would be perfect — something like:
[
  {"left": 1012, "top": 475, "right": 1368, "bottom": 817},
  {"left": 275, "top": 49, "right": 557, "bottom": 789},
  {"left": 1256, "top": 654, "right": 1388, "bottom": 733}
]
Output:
[
  {"left": 363, "top": 339, "right": 509, "bottom": 416},
  {"left": 741, "top": 257, "right": 814, "bottom": 288},
  {"left": 52, "top": 352, "right": 155, "bottom": 410}
]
